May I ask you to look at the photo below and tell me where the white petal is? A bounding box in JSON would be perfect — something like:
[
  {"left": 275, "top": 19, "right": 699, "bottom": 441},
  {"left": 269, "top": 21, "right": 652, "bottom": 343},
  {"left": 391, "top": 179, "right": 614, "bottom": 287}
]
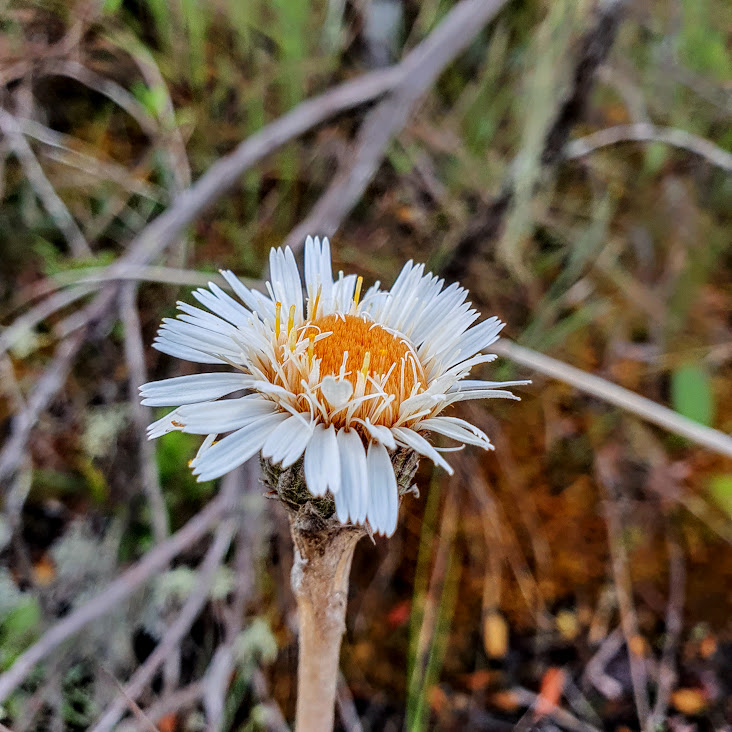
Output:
[
  {"left": 192, "top": 412, "right": 288, "bottom": 481},
  {"left": 331, "top": 273, "right": 358, "bottom": 312},
  {"left": 140, "top": 372, "right": 254, "bottom": 406},
  {"left": 268, "top": 247, "right": 303, "bottom": 322},
  {"left": 192, "top": 284, "right": 251, "bottom": 328},
  {"left": 153, "top": 336, "right": 227, "bottom": 364},
  {"left": 147, "top": 408, "right": 183, "bottom": 439},
  {"left": 219, "top": 270, "right": 276, "bottom": 321},
  {"left": 176, "top": 396, "right": 277, "bottom": 435},
  {"left": 320, "top": 376, "right": 353, "bottom": 408},
  {"left": 444, "top": 389, "right": 521, "bottom": 404},
  {"left": 304, "top": 235, "right": 334, "bottom": 311},
  {"left": 416, "top": 416, "right": 493, "bottom": 449},
  {"left": 194, "top": 433, "right": 217, "bottom": 460},
  {"left": 441, "top": 318, "right": 505, "bottom": 370},
  {"left": 261, "top": 414, "right": 314, "bottom": 468},
  {"left": 304, "top": 423, "right": 340, "bottom": 497},
  {"left": 392, "top": 427, "right": 453, "bottom": 475},
  {"left": 362, "top": 420, "right": 397, "bottom": 450},
  {"left": 333, "top": 482, "right": 349, "bottom": 523},
  {"left": 337, "top": 428, "right": 368, "bottom": 524},
  {"left": 448, "top": 379, "right": 531, "bottom": 391},
  {"left": 366, "top": 442, "right": 398, "bottom": 537},
  {"left": 155, "top": 319, "right": 242, "bottom": 361}
]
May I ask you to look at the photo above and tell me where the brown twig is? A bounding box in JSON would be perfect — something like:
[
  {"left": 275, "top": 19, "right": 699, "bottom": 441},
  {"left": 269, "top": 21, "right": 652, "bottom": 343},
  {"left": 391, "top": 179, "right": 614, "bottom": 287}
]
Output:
[
  {"left": 120, "top": 283, "right": 169, "bottom": 544},
  {"left": 90, "top": 513, "right": 237, "bottom": 732},
  {"left": 595, "top": 447, "right": 651, "bottom": 728},
  {"left": 251, "top": 668, "right": 290, "bottom": 732},
  {"left": 512, "top": 687, "right": 602, "bottom": 732},
  {"left": 0, "top": 285, "right": 97, "bottom": 359},
  {"left": 0, "top": 327, "right": 87, "bottom": 487},
  {"left": 0, "top": 482, "right": 235, "bottom": 704},
  {"left": 119, "top": 681, "right": 206, "bottom": 732},
  {"left": 203, "top": 461, "right": 261, "bottom": 731},
  {"left": 493, "top": 339, "right": 732, "bottom": 458},
  {"left": 564, "top": 122, "right": 732, "bottom": 172},
  {"left": 0, "top": 106, "right": 92, "bottom": 258},
  {"left": 582, "top": 626, "right": 624, "bottom": 699},
  {"left": 336, "top": 672, "right": 364, "bottom": 732},
  {"left": 407, "top": 479, "right": 460, "bottom": 721},
  {"left": 283, "top": 0, "right": 510, "bottom": 251},
  {"left": 6, "top": 266, "right": 257, "bottom": 325},
  {"left": 17, "top": 118, "right": 164, "bottom": 201},
  {"left": 463, "top": 456, "right": 549, "bottom": 626},
  {"left": 97, "top": 664, "right": 159, "bottom": 732},
  {"left": 647, "top": 527, "right": 685, "bottom": 730},
  {"left": 32, "top": 60, "right": 157, "bottom": 137},
  {"left": 119, "top": 276, "right": 183, "bottom": 705}
]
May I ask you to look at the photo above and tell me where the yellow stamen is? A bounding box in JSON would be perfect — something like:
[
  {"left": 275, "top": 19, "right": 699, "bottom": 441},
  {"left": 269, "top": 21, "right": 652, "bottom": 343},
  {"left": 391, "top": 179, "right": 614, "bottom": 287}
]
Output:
[
  {"left": 312, "top": 284, "right": 322, "bottom": 320},
  {"left": 287, "top": 304, "right": 296, "bottom": 335},
  {"left": 361, "top": 351, "right": 371, "bottom": 378},
  {"left": 376, "top": 348, "right": 388, "bottom": 376},
  {"left": 275, "top": 302, "right": 282, "bottom": 339},
  {"left": 308, "top": 333, "right": 315, "bottom": 368},
  {"left": 353, "top": 276, "right": 363, "bottom": 307}
]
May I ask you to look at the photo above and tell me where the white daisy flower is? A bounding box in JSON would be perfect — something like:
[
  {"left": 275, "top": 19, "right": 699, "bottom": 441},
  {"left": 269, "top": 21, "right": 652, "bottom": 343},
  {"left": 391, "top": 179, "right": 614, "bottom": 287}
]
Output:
[{"left": 141, "top": 236, "right": 528, "bottom": 536}]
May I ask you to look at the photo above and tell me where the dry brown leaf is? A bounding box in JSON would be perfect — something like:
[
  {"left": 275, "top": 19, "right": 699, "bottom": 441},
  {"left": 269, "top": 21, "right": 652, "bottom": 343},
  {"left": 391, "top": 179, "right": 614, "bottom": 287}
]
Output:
[
  {"left": 534, "top": 667, "right": 565, "bottom": 720},
  {"left": 483, "top": 610, "right": 509, "bottom": 659},
  {"left": 671, "top": 688, "right": 707, "bottom": 715}
]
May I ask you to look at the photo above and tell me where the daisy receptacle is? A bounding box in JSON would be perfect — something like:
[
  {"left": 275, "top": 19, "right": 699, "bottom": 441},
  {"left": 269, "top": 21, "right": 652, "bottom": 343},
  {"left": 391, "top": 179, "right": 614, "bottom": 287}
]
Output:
[{"left": 141, "top": 236, "right": 528, "bottom": 732}]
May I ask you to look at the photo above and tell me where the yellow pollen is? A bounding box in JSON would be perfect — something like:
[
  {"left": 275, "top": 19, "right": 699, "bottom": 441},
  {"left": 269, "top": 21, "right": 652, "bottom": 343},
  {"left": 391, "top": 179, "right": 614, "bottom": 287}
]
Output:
[
  {"left": 275, "top": 302, "right": 282, "bottom": 339},
  {"left": 303, "top": 314, "right": 424, "bottom": 398},
  {"left": 308, "top": 333, "right": 315, "bottom": 368},
  {"left": 353, "top": 276, "right": 363, "bottom": 307},
  {"left": 287, "top": 304, "right": 296, "bottom": 335},
  {"left": 288, "top": 324, "right": 297, "bottom": 352}
]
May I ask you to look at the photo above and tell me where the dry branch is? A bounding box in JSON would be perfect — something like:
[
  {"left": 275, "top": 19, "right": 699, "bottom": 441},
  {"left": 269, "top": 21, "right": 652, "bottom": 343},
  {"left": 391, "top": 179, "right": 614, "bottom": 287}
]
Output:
[
  {"left": 0, "top": 481, "right": 237, "bottom": 704},
  {"left": 90, "top": 515, "right": 237, "bottom": 732},
  {"left": 596, "top": 447, "right": 651, "bottom": 727},
  {"left": 493, "top": 339, "right": 732, "bottom": 458},
  {"left": 283, "top": 0, "right": 510, "bottom": 251},
  {"left": 0, "top": 106, "right": 92, "bottom": 258},
  {"left": 0, "top": 285, "right": 97, "bottom": 359},
  {"left": 117, "top": 682, "right": 206, "bottom": 732},
  {"left": 647, "top": 529, "right": 686, "bottom": 730},
  {"left": 565, "top": 122, "right": 732, "bottom": 172},
  {"left": 120, "top": 283, "right": 169, "bottom": 544}
]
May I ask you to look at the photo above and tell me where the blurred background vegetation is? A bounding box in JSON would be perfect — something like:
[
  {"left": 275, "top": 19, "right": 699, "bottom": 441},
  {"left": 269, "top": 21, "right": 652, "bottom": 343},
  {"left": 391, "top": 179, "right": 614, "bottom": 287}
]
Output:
[{"left": 0, "top": 0, "right": 730, "bottom": 730}]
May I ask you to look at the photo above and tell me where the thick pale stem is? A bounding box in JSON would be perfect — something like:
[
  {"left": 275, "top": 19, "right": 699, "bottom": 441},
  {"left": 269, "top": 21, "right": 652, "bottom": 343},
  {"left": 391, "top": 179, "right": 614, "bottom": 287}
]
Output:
[
  {"left": 289, "top": 508, "right": 364, "bottom": 732},
  {"left": 262, "top": 450, "right": 418, "bottom": 731}
]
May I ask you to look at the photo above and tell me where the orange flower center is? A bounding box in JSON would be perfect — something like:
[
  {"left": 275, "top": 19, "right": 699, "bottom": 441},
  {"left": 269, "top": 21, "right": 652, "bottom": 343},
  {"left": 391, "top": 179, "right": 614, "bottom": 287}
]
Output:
[{"left": 303, "top": 314, "right": 424, "bottom": 399}]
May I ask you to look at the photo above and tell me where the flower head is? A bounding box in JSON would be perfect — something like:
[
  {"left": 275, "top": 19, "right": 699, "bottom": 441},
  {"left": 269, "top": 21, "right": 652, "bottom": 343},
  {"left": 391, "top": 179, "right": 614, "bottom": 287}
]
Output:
[{"left": 141, "top": 237, "right": 527, "bottom": 536}]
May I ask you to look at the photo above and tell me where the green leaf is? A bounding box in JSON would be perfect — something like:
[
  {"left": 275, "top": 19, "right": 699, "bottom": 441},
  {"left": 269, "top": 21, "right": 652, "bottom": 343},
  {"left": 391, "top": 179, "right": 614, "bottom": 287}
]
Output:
[
  {"left": 671, "top": 365, "right": 715, "bottom": 426},
  {"left": 708, "top": 475, "right": 732, "bottom": 519},
  {"left": 1, "top": 597, "right": 41, "bottom": 669}
]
